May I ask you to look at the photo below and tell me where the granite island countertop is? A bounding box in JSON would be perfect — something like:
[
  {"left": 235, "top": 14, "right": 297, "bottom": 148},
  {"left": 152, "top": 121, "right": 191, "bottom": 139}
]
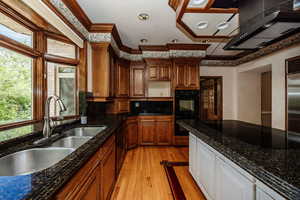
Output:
[
  {"left": 177, "top": 119, "right": 300, "bottom": 200},
  {"left": 0, "top": 115, "right": 126, "bottom": 200}
]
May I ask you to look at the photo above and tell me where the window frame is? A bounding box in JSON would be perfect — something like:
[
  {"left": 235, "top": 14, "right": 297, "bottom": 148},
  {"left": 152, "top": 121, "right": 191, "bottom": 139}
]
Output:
[{"left": 0, "top": 5, "right": 80, "bottom": 130}]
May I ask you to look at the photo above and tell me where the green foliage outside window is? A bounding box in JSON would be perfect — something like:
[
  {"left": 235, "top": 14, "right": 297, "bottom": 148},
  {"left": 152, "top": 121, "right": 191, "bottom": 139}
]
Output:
[{"left": 0, "top": 47, "right": 32, "bottom": 125}]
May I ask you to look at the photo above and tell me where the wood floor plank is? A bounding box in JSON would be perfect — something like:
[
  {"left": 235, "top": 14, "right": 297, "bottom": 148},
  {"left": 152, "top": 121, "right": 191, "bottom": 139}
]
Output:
[{"left": 110, "top": 147, "right": 205, "bottom": 200}]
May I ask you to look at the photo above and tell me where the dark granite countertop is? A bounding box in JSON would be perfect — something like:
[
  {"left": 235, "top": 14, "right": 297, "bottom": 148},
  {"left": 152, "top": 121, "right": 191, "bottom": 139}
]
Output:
[
  {"left": 127, "top": 112, "right": 173, "bottom": 116},
  {"left": 0, "top": 115, "right": 126, "bottom": 200},
  {"left": 177, "top": 119, "right": 300, "bottom": 200}
]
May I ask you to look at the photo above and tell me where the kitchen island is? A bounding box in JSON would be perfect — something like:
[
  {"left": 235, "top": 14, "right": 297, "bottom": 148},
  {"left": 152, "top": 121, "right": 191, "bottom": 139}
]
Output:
[{"left": 177, "top": 119, "right": 300, "bottom": 200}]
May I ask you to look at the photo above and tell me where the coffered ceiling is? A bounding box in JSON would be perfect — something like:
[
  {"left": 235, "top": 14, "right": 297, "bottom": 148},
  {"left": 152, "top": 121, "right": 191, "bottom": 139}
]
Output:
[{"left": 76, "top": 0, "right": 242, "bottom": 57}]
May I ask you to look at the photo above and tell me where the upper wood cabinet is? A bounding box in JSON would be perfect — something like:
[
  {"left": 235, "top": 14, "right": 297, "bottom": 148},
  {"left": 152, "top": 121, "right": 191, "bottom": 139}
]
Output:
[
  {"left": 146, "top": 59, "right": 172, "bottom": 81},
  {"left": 91, "top": 42, "right": 116, "bottom": 101},
  {"left": 174, "top": 58, "right": 200, "bottom": 89},
  {"left": 115, "top": 58, "right": 130, "bottom": 97},
  {"left": 130, "top": 61, "right": 146, "bottom": 98}
]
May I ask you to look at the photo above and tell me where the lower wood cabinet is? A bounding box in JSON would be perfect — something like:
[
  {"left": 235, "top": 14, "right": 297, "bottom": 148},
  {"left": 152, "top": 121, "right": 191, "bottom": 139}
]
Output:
[
  {"left": 55, "top": 134, "right": 116, "bottom": 200},
  {"left": 126, "top": 117, "right": 138, "bottom": 149},
  {"left": 138, "top": 116, "right": 173, "bottom": 146}
]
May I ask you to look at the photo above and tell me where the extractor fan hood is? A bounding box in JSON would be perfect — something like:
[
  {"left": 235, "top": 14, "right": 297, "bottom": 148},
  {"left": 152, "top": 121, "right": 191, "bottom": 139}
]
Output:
[{"left": 224, "top": 0, "right": 300, "bottom": 50}]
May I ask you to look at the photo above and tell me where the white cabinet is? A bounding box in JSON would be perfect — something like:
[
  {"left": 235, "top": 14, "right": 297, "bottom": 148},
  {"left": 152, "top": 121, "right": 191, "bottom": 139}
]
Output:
[
  {"left": 197, "top": 139, "right": 216, "bottom": 200},
  {"left": 257, "top": 189, "right": 275, "bottom": 200},
  {"left": 189, "top": 133, "right": 197, "bottom": 178},
  {"left": 256, "top": 181, "right": 286, "bottom": 200},
  {"left": 215, "top": 157, "right": 255, "bottom": 200}
]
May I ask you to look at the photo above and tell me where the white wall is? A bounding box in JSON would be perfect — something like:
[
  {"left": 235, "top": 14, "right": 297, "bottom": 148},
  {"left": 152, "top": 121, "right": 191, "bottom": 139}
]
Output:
[
  {"left": 237, "top": 43, "right": 300, "bottom": 130},
  {"left": 200, "top": 66, "right": 238, "bottom": 120},
  {"left": 237, "top": 71, "right": 261, "bottom": 125}
]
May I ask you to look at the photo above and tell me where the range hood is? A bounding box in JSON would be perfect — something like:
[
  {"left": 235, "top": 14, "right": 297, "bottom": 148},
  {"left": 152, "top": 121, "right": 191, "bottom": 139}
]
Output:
[{"left": 224, "top": 0, "right": 300, "bottom": 50}]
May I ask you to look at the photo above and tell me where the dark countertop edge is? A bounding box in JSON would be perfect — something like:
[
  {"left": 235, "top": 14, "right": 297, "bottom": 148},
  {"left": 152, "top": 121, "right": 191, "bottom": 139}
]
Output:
[{"left": 176, "top": 120, "right": 300, "bottom": 200}]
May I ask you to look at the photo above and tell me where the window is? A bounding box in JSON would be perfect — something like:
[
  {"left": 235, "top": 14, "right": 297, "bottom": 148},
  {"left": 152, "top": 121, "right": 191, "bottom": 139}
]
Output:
[
  {"left": 0, "top": 12, "right": 33, "bottom": 47},
  {"left": 47, "top": 38, "right": 76, "bottom": 59},
  {"left": 0, "top": 47, "right": 33, "bottom": 125},
  {"left": 47, "top": 63, "right": 76, "bottom": 116}
]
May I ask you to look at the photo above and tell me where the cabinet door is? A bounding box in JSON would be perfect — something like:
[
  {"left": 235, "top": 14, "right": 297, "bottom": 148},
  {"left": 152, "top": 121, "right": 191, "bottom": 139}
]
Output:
[
  {"left": 149, "top": 66, "right": 159, "bottom": 81},
  {"left": 175, "top": 64, "right": 186, "bottom": 88},
  {"left": 130, "top": 63, "right": 145, "bottom": 97},
  {"left": 189, "top": 133, "right": 197, "bottom": 179},
  {"left": 126, "top": 120, "right": 138, "bottom": 149},
  {"left": 197, "top": 139, "right": 216, "bottom": 199},
  {"left": 159, "top": 64, "right": 171, "bottom": 81},
  {"left": 139, "top": 119, "right": 156, "bottom": 145},
  {"left": 215, "top": 157, "right": 255, "bottom": 200},
  {"left": 101, "top": 145, "right": 116, "bottom": 200},
  {"left": 257, "top": 189, "right": 275, "bottom": 200},
  {"left": 109, "top": 53, "right": 116, "bottom": 98},
  {"left": 156, "top": 119, "right": 172, "bottom": 145},
  {"left": 186, "top": 64, "right": 199, "bottom": 89},
  {"left": 116, "top": 59, "right": 130, "bottom": 97},
  {"left": 75, "top": 172, "right": 99, "bottom": 200}
]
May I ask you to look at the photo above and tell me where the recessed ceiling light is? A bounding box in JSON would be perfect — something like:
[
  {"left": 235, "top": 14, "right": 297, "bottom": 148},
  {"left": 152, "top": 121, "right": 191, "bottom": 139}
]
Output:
[
  {"left": 138, "top": 13, "right": 150, "bottom": 21},
  {"left": 197, "top": 21, "right": 208, "bottom": 29},
  {"left": 192, "top": 0, "right": 206, "bottom": 5},
  {"left": 140, "top": 39, "right": 148, "bottom": 43},
  {"left": 172, "top": 39, "right": 179, "bottom": 43},
  {"left": 217, "top": 22, "right": 230, "bottom": 30}
]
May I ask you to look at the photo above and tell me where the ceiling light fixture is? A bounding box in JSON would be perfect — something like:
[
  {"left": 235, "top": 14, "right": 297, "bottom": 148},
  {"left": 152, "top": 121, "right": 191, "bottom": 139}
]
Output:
[
  {"left": 172, "top": 39, "right": 179, "bottom": 43},
  {"left": 217, "top": 22, "right": 230, "bottom": 30},
  {"left": 138, "top": 13, "right": 150, "bottom": 21},
  {"left": 192, "top": 0, "right": 206, "bottom": 5},
  {"left": 140, "top": 39, "right": 148, "bottom": 43},
  {"left": 197, "top": 21, "right": 208, "bottom": 29}
]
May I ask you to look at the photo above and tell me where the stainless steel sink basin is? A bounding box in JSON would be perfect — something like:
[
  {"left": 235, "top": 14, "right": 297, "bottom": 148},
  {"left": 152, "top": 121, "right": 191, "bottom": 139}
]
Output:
[
  {"left": 51, "top": 136, "right": 91, "bottom": 149},
  {"left": 65, "top": 126, "right": 107, "bottom": 137},
  {"left": 0, "top": 147, "right": 74, "bottom": 176}
]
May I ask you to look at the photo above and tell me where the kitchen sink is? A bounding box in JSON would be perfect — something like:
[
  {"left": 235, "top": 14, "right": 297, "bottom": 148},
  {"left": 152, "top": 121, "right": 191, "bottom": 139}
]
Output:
[
  {"left": 51, "top": 136, "right": 91, "bottom": 149},
  {"left": 0, "top": 147, "right": 74, "bottom": 176},
  {"left": 65, "top": 126, "right": 107, "bottom": 137}
]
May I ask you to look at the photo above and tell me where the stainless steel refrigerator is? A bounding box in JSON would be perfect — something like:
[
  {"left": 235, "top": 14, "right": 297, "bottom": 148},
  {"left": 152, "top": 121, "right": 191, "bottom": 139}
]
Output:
[{"left": 287, "top": 73, "right": 300, "bottom": 134}]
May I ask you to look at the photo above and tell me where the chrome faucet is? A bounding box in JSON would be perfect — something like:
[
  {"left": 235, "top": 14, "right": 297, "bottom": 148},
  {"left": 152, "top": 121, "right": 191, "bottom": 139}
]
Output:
[{"left": 43, "top": 95, "right": 67, "bottom": 138}]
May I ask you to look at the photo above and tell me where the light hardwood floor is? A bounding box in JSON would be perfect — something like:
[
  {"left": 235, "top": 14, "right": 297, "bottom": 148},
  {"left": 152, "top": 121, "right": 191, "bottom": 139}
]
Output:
[{"left": 110, "top": 147, "right": 206, "bottom": 200}]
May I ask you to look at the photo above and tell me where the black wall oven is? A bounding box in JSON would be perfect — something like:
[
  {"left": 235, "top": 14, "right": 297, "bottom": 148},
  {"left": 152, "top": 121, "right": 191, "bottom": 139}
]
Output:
[{"left": 175, "top": 90, "right": 199, "bottom": 136}]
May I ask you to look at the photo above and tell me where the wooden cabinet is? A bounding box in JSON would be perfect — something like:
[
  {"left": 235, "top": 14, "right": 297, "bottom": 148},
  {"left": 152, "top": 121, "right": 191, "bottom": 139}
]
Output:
[
  {"left": 215, "top": 157, "right": 255, "bottom": 200},
  {"left": 138, "top": 116, "right": 173, "bottom": 146},
  {"left": 139, "top": 118, "right": 156, "bottom": 145},
  {"left": 116, "top": 125, "right": 127, "bottom": 176},
  {"left": 146, "top": 59, "right": 172, "bottom": 81},
  {"left": 156, "top": 117, "right": 173, "bottom": 145},
  {"left": 116, "top": 58, "right": 130, "bottom": 97},
  {"left": 91, "top": 42, "right": 116, "bottom": 101},
  {"left": 174, "top": 59, "right": 200, "bottom": 89},
  {"left": 55, "top": 134, "right": 116, "bottom": 200},
  {"left": 130, "top": 61, "right": 146, "bottom": 97},
  {"left": 101, "top": 141, "right": 116, "bottom": 200},
  {"left": 126, "top": 117, "right": 138, "bottom": 149},
  {"left": 107, "top": 98, "right": 130, "bottom": 114}
]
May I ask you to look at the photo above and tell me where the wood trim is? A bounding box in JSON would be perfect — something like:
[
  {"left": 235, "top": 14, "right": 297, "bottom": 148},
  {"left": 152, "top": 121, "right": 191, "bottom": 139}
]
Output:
[
  {"left": 140, "top": 45, "right": 169, "bottom": 51},
  {"left": 169, "top": 0, "right": 181, "bottom": 11},
  {"left": 41, "top": 0, "right": 86, "bottom": 40},
  {"left": 0, "top": 1, "right": 40, "bottom": 31},
  {"left": 185, "top": 7, "right": 239, "bottom": 13},
  {"left": 45, "top": 54, "right": 80, "bottom": 66},
  {"left": 167, "top": 43, "right": 210, "bottom": 50},
  {"left": 89, "top": 23, "right": 115, "bottom": 32},
  {"left": 60, "top": 0, "right": 92, "bottom": 29},
  {"left": 0, "top": 120, "right": 40, "bottom": 131},
  {"left": 0, "top": 34, "right": 41, "bottom": 57}
]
